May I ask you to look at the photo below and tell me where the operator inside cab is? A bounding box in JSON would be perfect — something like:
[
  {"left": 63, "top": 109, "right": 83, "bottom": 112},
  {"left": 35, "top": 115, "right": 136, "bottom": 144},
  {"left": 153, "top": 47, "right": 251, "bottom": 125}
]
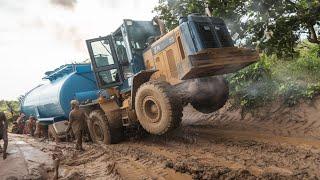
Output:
[
  {"left": 114, "top": 35, "right": 132, "bottom": 80},
  {"left": 115, "top": 37, "right": 129, "bottom": 66}
]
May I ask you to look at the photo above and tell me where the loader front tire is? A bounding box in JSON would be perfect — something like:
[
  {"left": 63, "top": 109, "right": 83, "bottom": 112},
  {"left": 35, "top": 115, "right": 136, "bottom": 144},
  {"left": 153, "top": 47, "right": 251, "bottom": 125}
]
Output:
[
  {"left": 88, "top": 110, "right": 112, "bottom": 144},
  {"left": 135, "top": 81, "right": 183, "bottom": 135},
  {"left": 88, "top": 110, "right": 123, "bottom": 144}
]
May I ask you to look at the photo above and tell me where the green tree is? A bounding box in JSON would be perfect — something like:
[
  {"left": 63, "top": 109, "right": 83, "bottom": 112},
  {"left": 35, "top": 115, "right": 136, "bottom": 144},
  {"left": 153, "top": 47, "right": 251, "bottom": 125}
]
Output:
[
  {"left": 153, "top": 0, "right": 320, "bottom": 58},
  {"left": 153, "top": 0, "right": 207, "bottom": 30},
  {"left": 0, "top": 100, "right": 20, "bottom": 122}
]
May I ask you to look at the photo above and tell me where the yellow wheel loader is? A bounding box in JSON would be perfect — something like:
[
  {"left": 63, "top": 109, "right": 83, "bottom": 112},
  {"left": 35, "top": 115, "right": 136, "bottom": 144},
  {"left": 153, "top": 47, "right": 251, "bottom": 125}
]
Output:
[{"left": 83, "top": 14, "right": 259, "bottom": 144}]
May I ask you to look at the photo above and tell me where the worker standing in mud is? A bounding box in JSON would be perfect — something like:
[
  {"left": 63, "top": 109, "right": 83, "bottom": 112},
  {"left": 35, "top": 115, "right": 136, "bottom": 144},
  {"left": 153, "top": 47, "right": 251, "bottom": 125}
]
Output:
[
  {"left": 67, "top": 100, "right": 85, "bottom": 151},
  {"left": 0, "top": 112, "right": 8, "bottom": 159},
  {"left": 15, "top": 112, "right": 26, "bottom": 134},
  {"left": 34, "top": 120, "right": 46, "bottom": 138},
  {"left": 28, "top": 116, "right": 37, "bottom": 136}
]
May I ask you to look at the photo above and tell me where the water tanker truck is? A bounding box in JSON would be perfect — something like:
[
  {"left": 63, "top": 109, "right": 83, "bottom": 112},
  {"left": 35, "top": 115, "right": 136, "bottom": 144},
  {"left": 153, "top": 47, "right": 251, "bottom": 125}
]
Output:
[
  {"left": 21, "top": 14, "right": 259, "bottom": 144},
  {"left": 20, "top": 64, "right": 99, "bottom": 139}
]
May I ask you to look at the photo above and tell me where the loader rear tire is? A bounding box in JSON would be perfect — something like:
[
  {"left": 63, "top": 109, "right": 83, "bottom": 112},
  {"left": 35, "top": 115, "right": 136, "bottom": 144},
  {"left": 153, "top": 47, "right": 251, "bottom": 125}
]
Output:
[
  {"left": 135, "top": 81, "right": 183, "bottom": 135},
  {"left": 88, "top": 110, "right": 123, "bottom": 144}
]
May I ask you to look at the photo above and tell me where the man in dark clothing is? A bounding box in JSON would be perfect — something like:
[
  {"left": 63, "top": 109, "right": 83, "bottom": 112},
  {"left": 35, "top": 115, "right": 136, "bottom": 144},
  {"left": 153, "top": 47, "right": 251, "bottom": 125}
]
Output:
[
  {"left": 28, "top": 116, "right": 36, "bottom": 137},
  {"left": 0, "top": 112, "right": 8, "bottom": 159},
  {"left": 67, "top": 100, "right": 86, "bottom": 151},
  {"left": 15, "top": 113, "right": 26, "bottom": 134}
]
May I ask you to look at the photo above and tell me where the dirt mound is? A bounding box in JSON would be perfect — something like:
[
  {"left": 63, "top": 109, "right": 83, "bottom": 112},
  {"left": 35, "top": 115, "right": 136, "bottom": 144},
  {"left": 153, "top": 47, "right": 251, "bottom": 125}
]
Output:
[{"left": 183, "top": 96, "right": 320, "bottom": 139}]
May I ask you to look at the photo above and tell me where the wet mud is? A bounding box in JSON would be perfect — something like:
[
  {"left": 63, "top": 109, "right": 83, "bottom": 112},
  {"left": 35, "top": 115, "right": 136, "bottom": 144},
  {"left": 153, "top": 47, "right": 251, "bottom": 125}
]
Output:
[{"left": 2, "top": 98, "right": 320, "bottom": 179}]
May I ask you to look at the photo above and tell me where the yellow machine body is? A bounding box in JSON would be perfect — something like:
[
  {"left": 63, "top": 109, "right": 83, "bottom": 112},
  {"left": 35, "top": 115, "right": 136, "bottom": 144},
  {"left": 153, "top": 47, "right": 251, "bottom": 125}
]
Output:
[{"left": 143, "top": 26, "right": 259, "bottom": 85}]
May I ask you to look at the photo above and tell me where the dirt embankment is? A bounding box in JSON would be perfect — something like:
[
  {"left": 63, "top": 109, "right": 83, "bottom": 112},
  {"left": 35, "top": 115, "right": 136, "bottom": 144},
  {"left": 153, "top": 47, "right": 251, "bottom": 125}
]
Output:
[
  {"left": 184, "top": 96, "right": 320, "bottom": 139},
  {"left": 8, "top": 97, "right": 320, "bottom": 179}
]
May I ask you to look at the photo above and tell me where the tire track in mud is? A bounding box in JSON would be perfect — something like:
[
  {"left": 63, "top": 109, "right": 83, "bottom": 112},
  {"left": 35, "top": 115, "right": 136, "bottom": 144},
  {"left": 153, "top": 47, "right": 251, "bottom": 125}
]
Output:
[
  {"left": 120, "top": 126, "right": 320, "bottom": 179},
  {"left": 100, "top": 143, "right": 192, "bottom": 180},
  {"left": 16, "top": 135, "right": 190, "bottom": 180}
]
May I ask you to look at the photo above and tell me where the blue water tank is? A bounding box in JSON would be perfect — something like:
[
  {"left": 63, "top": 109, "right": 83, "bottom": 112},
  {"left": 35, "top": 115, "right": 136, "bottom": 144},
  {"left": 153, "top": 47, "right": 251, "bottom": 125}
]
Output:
[{"left": 21, "top": 64, "right": 99, "bottom": 123}]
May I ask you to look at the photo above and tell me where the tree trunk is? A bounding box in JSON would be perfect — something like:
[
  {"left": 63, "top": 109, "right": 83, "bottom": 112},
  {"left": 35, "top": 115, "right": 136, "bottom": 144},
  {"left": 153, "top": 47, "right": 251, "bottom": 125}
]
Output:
[
  {"left": 5, "top": 101, "right": 15, "bottom": 119},
  {"left": 308, "top": 25, "right": 319, "bottom": 44}
]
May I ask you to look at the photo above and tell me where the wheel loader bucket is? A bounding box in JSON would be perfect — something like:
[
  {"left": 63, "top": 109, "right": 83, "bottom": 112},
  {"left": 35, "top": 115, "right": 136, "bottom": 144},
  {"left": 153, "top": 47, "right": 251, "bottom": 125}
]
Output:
[{"left": 181, "top": 47, "right": 259, "bottom": 80}]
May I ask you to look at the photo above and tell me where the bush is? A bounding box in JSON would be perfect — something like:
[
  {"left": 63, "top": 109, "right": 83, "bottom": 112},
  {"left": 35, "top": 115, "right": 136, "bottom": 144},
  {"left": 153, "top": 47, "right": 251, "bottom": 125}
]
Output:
[
  {"left": 278, "top": 82, "right": 305, "bottom": 107},
  {"left": 228, "top": 56, "right": 277, "bottom": 111},
  {"left": 289, "top": 42, "right": 320, "bottom": 81},
  {"left": 304, "top": 83, "right": 320, "bottom": 99},
  {"left": 228, "top": 42, "right": 320, "bottom": 112}
]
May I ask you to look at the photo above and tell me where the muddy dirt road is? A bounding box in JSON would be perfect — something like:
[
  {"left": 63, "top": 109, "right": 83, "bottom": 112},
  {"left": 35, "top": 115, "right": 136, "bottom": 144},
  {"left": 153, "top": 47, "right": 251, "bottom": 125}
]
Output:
[
  {"left": 1, "top": 100, "right": 320, "bottom": 180},
  {"left": 0, "top": 134, "right": 53, "bottom": 179},
  {"left": 6, "top": 124, "right": 320, "bottom": 179}
]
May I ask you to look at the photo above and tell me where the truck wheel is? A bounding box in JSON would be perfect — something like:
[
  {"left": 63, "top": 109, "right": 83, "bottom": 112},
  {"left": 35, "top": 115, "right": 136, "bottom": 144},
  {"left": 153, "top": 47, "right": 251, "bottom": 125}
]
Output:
[
  {"left": 135, "top": 81, "right": 183, "bottom": 135},
  {"left": 89, "top": 110, "right": 111, "bottom": 144},
  {"left": 48, "top": 125, "right": 61, "bottom": 143},
  {"left": 88, "top": 110, "right": 123, "bottom": 144},
  {"left": 48, "top": 125, "right": 56, "bottom": 141}
]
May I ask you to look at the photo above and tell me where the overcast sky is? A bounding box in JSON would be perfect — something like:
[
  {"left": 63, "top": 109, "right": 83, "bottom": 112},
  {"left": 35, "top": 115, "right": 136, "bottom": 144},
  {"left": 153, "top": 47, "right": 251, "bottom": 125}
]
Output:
[{"left": 0, "top": 0, "right": 158, "bottom": 100}]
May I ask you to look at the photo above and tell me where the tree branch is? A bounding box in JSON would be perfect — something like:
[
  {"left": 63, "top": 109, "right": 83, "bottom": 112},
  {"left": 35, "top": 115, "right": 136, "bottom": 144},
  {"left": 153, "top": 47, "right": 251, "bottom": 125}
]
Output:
[{"left": 285, "top": 0, "right": 299, "bottom": 10}]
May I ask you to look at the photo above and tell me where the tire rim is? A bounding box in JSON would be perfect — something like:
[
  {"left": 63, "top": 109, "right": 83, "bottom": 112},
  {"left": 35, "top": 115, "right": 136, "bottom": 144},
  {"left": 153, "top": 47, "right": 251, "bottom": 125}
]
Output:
[
  {"left": 93, "top": 120, "right": 104, "bottom": 141},
  {"left": 143, "top": 96, "right": 161, "bottom": 123}
]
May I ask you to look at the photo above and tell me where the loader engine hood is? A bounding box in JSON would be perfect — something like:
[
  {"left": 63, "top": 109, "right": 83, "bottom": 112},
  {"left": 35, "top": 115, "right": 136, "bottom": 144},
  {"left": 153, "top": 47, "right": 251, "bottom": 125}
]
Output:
[
  {"left": 177, "top": 14, "right": 259, "bottom": 80},
  {"left": 179, "top": 14, "right": 234, "bottom": 55}
]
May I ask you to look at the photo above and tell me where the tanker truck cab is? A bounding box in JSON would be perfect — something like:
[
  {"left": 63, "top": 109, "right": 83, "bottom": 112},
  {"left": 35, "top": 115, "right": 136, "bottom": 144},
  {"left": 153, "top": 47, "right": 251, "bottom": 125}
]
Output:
[{"left": 84, "top": 15, "right": 259, "bottom": 144}]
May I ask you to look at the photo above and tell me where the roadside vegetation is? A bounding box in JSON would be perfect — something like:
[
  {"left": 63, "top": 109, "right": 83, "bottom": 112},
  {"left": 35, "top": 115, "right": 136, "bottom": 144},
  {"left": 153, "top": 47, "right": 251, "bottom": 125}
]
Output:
[
  {"left": 228, "top": 42, "right": 320, "bottom": 114},
  {"left": 0, "top": 100, "right": 20, "bottom": 123}
]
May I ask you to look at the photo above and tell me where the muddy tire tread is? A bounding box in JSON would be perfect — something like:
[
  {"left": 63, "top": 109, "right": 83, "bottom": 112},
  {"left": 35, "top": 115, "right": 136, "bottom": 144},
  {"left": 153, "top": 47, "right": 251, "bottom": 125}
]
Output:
[
  {"left": 135, "top": 81, "right": 183, "bottom": 135},
  {"left": 89, "top": 110, "right": 123, "bottom": 144},
  {"left": 88, "top": 110, "right": 112, "bottom": 144}
]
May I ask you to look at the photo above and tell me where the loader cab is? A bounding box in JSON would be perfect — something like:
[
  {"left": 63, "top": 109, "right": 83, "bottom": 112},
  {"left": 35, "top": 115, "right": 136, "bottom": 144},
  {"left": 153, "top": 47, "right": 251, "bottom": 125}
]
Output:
[
  {"left": 115, "top": 19, "right": 160, "bottom": 74},
  {"left": 86, "top": 19, "right": 160, "bottom": 92},
  {"left": 86, "top": 35, "right": 124, "bottom": 89}
]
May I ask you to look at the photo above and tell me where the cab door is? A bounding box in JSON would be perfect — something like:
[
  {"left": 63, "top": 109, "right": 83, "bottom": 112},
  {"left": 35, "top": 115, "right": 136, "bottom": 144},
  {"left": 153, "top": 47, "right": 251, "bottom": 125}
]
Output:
[{"left": 86, "top": 36, "right": 123, "bottom": 89}]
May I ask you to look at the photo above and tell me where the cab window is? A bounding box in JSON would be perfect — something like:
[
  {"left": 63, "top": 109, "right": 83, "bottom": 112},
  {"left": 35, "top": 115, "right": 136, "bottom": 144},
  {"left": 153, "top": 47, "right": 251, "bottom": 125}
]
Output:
[
  {"left": 91, "top": 40, "right": 115, "bottom": 67},
  {"left": 98, "top": 69, "right": 120, "bottom": 86}
]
